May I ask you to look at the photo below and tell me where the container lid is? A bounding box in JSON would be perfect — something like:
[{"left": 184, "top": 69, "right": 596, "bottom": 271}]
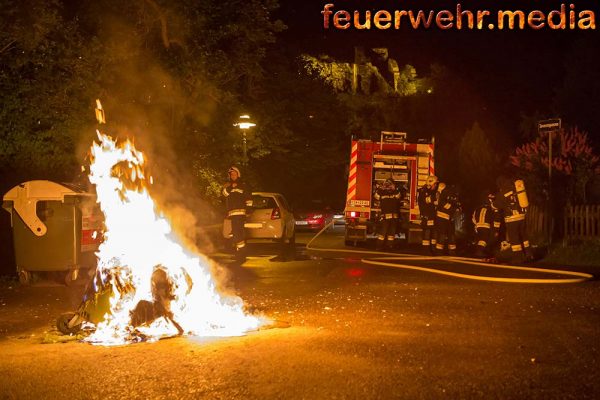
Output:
[{"left": 3, "top": 180, "right": 94, "bottom": 236}]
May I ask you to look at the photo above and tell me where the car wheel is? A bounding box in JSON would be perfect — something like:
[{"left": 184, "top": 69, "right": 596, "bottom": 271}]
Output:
[
  {"left": 286, "top": 231, "right": 296, "bottom": 260},
  {"left": 279, "top": 229, "right": 294, "bottom": 260}
]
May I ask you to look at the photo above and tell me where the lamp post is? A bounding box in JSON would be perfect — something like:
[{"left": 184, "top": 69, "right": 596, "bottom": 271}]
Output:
[{"left": 234, "top": 114, "right": 256, "bottom": 165}]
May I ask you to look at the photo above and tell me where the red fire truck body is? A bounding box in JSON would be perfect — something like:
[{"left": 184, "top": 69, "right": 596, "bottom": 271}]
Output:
[{"left": 344, "top": 132, "right": 435, "bottom": 244}]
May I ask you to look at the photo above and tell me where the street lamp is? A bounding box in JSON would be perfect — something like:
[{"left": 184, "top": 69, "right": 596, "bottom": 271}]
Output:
[{"left": 233, "top": 114, "right": 256, "bottom": 164}]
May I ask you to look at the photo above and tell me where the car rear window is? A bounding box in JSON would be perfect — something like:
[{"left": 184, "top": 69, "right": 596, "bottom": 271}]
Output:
[
  {"left": 252, "top": 195, "right": 277, "bottom": 210},
  {"left": 276, "top": 195, "right": 290, "bottom": 211}
]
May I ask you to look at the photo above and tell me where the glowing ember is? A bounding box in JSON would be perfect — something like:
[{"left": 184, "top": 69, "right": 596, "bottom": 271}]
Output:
[{"left": 85, "top": 131, "right": 264, "bottom": 345}]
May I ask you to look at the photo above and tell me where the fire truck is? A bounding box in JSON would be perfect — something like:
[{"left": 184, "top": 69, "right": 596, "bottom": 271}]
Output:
[{"left": 344, "top": 131, "right": 435, "bottom": 245}]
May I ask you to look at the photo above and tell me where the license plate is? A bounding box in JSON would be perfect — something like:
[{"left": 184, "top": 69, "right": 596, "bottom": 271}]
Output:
[
  {"left": 349, "top": 200, "right": 370, "bottom": 206},
  {"left": 295, "top": 221, "right": 308, "bottom": 225}
]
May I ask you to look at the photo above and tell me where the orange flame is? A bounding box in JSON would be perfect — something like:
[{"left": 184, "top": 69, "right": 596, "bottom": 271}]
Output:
[{"left": 85, "top": 131, "right": 264, "bottom": 345}]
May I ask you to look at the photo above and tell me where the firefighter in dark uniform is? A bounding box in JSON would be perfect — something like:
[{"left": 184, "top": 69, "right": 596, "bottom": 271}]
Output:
[
  {"left": 222, "top": 166, "right": 252, "bottom": 263},
  {"left": 374, "top": 179, "right": 401, "bottom": 250},
  {"left": 493, "top": 176, "right": 531, "bottom": 263},
  {"left": 434, "top": 183, "right": 460, "bottom": 256},
  {"left": 417, "top": 176, "right": 438, "bottom": 252},
  {"left": 472, "top": 192, "right": 502, "bottom": 258}
]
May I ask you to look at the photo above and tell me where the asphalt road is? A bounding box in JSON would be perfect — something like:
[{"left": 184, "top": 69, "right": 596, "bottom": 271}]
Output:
[{"left": 0, "top": 226, "right": 599, "bottom": 399}]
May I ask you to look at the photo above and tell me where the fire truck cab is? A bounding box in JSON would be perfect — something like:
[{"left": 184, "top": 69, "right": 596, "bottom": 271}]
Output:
[{"left": 344, "top": 131, "right": 435, "bottom": 245}]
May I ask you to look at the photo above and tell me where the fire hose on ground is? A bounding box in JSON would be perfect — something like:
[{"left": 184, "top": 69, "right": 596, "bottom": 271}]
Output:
[{"left": 306, "top": 221, "right": 593, "bottom": 284}]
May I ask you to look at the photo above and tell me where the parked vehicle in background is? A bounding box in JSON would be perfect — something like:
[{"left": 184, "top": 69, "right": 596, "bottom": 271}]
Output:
[
  {"left": 223, "top": 192, "right": 295, "bottom": 255},
  {"left": 294, "top": 200, "right": 334, "bottom": 231},
  {"left": 332, "top": 209, "right": 346, "bottom": 225}
]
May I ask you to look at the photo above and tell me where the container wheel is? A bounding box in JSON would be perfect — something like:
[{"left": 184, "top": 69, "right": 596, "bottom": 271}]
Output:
[
  {"left": 18, "top": 270, "right": 31, "bottom": 285},
  {"left": 56, "top": 312, "right": 82, "bottom": 335},
  {"left": 64, "top": 269, "right": 80, "bottom": 287}
]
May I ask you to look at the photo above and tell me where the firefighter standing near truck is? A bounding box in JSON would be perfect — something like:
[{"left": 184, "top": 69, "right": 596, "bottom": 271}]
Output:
[
  {"left": 472, "top": 191, "right": 503, "bottom": 258},
  {"left": 434, "top": 183, "right": 460, "bottom": 256},
  {"left": 493, "top": 176, "right": 532, "bottom": 263},
  {"left": 417, "top": 176, "right": 439, "bottom": 252},
  {"left": 222, "top": 166, "right": 252, "bottom": 263},
  {"left": 374, "top": 179, "right": 401, "bottom": 250}
]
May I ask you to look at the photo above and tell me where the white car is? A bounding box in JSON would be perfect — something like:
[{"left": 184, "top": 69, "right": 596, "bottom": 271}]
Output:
[{"left": 223, "top": 192, "right": 296, "bottom": 250}]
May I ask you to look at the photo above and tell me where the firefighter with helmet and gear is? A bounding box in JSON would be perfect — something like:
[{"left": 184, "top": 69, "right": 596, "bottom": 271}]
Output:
[
  {"left": 222, "top": 166, "right": 252, "bottom": 263},
  {"left": 493, "top": 176, "right": 532, "bottom": 263},
  {"left": 417, "top": 175, "right": 438, "bottom": 252},
  {"left": 472, "top": 191, "right": 503, "bottom": 259},
  {"left": 374, "top": 178, "right": 401, "bottom": 250},
  {"left": 434, "top": 183, "right": 460, "bottom": 256}
]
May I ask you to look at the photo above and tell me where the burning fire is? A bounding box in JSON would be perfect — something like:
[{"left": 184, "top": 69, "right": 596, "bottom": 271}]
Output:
[{"left": 85, "top": 131, "right": 264, "bottom": 345}]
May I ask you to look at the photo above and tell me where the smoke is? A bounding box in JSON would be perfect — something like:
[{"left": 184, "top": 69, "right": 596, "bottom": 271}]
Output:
[{"left": 72, "top": 3, "right": 229, "bottom": 265}]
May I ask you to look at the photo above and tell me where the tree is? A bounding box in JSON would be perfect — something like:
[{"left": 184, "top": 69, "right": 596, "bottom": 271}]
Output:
[
  {"left": 0, "top": 0, "right": 104, "bottom": 190},
  {"left": 0, "top": 0, "right": 286, "bottom": 205},
  {"left": 250, "top": 51, "right": 351, "bottom": 206},
  {"left": 510, "top": 127, "right": 600, "bottom": 204},
  {"left": 458, "top": 121, "right": 498, "bottom": 209}
]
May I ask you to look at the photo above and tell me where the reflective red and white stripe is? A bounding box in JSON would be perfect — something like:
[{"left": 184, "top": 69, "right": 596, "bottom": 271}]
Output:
[
  {"left": 417, "top": 143, "right": 435, "bottom": 176},
  {"left": 346, "top": 142, "right": 358, "bottom": 202}
]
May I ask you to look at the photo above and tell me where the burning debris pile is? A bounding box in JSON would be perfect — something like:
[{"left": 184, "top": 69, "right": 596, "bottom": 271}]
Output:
[{"left": 60, "top": 132, "right": 264, "bottom": 345}]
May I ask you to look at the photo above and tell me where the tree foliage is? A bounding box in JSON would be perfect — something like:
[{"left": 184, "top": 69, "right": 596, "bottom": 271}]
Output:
[
  {"left": 0, "top": 0, "right": 104, "bottom": 187},
  {"left": 458, "top": 121, "right": 498, "bottom": 206},
  {"left": 250, "top": 52, "right": 350, "bottom": 206},
  {"left": 510, "top": 127, "right": 600, "bottom": 203},
  {"left": 0, "top": 0, "right": 285, "bottom": 202}
]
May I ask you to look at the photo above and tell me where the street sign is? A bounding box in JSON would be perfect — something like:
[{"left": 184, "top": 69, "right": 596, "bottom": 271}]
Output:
[
  {"left": 537, "top": 118, "right": 561, "bottom": 245},
  {"left": 538, "top": 118, "right": 561, "bottom": 132}
]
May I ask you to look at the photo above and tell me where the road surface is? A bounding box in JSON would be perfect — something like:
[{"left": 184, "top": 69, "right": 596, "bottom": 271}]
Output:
[{"left": 0, "top": 226, "right": 599, "bottom": 399}]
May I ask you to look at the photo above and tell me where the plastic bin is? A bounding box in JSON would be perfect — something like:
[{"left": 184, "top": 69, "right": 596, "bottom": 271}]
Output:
[{"left": 2, "top": 180, "right": 103, "bottom": 285}]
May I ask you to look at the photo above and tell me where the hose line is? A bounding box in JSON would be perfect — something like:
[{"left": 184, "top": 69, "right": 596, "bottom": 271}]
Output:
[{"left": 305, "top": 221, "right": 593, "bottom": 284}]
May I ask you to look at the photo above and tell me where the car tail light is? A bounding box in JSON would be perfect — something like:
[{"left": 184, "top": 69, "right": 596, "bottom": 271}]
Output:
[{"left": 271, "top": 207, "right": 281, "bottom": 220}]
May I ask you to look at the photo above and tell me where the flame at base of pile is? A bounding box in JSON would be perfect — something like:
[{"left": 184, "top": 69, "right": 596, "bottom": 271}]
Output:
[{"left": 85, "top": 132, "right": 264, "bottom": 346}]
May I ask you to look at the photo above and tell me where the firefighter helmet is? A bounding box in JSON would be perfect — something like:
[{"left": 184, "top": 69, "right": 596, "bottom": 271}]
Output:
[
  {"left": 426, "top": 175, "right": 438, "bottom": 188},
  {"left": 228, "top": 166, "right": 241, "bottom": 178}
]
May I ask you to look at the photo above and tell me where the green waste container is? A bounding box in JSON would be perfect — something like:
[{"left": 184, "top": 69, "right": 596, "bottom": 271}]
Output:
[{"left": 2, "top": 180, "right": 103, "bottom": 285}]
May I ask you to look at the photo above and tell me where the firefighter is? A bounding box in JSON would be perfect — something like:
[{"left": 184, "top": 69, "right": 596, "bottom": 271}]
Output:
[
  {"left": 434, "top": 183, "right": 460, "bottom": 256},
  {"left": 472, "top": 192, "right": 502, "bottom": 258},
  {"left": 493, "top": 176, "right": 531, "bottom": 263},
  {"left": 417, "top": 176, "right": 438, "bottom": 252},
  {"left": 222, "top": 166, "right": 252, "bottom": 263},
  {"left": 374, "top": 179, "right": 401, "bottom": 250},
  {"left": 396, "top": 183, "right": 409, "bottom": 247}
]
